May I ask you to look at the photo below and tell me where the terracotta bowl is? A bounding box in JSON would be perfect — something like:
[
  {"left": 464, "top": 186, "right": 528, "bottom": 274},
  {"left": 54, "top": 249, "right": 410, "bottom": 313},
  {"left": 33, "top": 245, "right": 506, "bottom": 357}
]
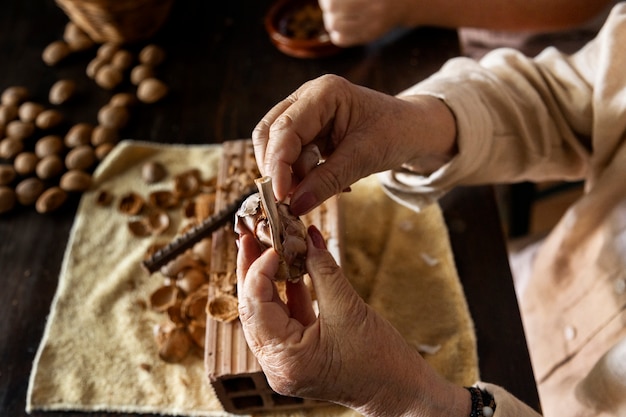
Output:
[{"left": 265, "top": 0, "right": 342, "bottom": 59}]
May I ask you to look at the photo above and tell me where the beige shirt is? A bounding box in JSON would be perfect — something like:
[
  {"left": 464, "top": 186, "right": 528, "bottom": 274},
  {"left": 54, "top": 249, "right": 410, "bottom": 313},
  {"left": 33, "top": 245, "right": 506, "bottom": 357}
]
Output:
[{"left": 380, "top": 3, "right": 626, "bottom": 416}]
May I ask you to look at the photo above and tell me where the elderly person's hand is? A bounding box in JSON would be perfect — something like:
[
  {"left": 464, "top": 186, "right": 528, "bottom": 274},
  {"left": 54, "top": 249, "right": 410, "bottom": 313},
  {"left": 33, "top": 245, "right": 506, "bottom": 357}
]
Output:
[
  {"left": 317, "top": 0, "right": 613, "bottom": 47},
  {"left": 236, "top": 224, "right": 470, "bottom": 416},
  {"left": 318, "top": 0, "right": 410, "bottom": 47},
  {"left": 252, "top": 74, "right": 456, "bottom": 215}
]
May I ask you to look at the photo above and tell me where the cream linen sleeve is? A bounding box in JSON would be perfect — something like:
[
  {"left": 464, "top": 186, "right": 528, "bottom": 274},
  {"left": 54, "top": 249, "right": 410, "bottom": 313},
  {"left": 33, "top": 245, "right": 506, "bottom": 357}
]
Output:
[
  {"left": 381, "top": 3, "right": 626, "bottom": 208},
  {"left": 378, "top": 3, "right": 626, "bottom": 416}
]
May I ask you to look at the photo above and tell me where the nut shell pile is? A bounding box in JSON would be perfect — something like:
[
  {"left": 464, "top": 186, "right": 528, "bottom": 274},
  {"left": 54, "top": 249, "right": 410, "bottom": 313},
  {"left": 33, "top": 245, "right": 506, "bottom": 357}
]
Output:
[
  {"left": 97, "top": 148, "right": 261, "bottom": 363},
  {"left": 96, "top": 162, "right": 226, "bottom": 363}
]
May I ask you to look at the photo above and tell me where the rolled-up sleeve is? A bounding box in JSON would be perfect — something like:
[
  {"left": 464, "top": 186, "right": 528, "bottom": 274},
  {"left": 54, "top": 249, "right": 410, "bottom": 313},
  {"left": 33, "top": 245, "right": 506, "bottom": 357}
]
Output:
[{"left": 377, "top": 4, "right": 626, "bottom": 210}]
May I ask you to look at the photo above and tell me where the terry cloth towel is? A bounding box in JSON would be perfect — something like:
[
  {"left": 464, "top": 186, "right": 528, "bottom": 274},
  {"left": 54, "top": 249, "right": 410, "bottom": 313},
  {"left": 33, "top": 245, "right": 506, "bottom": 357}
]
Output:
[{"left": 26, "top": 140, "right": 478, "bottom": 416}]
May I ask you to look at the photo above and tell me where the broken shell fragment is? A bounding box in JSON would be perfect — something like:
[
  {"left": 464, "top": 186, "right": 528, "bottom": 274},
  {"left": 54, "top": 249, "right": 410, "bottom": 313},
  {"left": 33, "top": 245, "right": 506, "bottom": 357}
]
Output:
[
  {"left": 187, "top": 322, "right": 206, "bottom": 349},
  {"left": 155, "top": 324, "right": 192, "bottom": 363},
  {"left": 173, "top": 169, "right": 201, "bottom": 198},
  {"left": 118, "top": 192, "right": 145, "bottom": 215},
  {"left": 128, "top": 218, "right": 152, "bottom": 237},
  {"left": 181, "top": 288, "right": 208, "bottom": 323},
  {"left": 176, "top": 268, "right": 206, "bottom": 294},
  {"left": 144, "top": 241, "right": 166, "bottom": 259},
  {"left": 166, "top": 303, "right": 185, "bottom": 325},
  {"left": 149, "top": 190, "right": 178, "bottom": 210},
  {"left": 192, "top": 238, "right": 212, "bottom": 264},
  {"left": 147, "top": 210, "right": 170, "bottom": 235},
  {"left": 149, "top": 284, "right": 180, "bottom": 312},
  {"left": 207, "top": 293, "right": 239, "bottom": 323},
  {"left": 193, "top": 192, "right": 215, "bottom": 221},
  {"left": 159, "top": 252, "right": 202, "bottom": 278}
]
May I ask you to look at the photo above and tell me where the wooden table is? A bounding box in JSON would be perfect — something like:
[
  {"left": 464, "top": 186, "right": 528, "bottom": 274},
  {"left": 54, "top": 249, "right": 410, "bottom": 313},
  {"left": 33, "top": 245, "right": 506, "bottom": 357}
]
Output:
[{"left": 0, "top": 0, "right": 540, "bottom": 415}]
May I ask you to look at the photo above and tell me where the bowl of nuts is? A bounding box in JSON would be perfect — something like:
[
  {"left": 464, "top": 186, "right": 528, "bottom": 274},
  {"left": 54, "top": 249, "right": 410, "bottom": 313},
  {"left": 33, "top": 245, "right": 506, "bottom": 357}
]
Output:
[{"left": 265, "top": 0, "right": 342, "bottom": 59}]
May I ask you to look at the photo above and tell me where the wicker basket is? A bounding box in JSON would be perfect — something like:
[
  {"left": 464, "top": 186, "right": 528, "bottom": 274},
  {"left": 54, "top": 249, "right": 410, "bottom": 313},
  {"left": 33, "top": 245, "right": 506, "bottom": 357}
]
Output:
[{"left": 55, "top": 0, "right": 175, "bottom": 44}]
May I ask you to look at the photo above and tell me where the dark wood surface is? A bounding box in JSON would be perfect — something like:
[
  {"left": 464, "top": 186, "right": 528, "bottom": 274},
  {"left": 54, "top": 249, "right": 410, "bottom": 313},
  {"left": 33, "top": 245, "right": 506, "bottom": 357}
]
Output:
[
  {"left": 0, "top": 0, "right": 539, "bottom": 415},
  {"left": 440, "top": 186, "right": 541, "bottom": 412}
]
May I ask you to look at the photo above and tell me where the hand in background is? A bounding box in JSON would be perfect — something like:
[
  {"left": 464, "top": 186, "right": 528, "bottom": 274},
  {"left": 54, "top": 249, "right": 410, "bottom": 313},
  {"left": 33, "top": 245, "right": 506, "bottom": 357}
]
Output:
[
  {"left": 318, "top": 0, "right": 409, "bottom": 46},
  {"left": 317, "top": 0, "right": 614, "bottom": 47}
]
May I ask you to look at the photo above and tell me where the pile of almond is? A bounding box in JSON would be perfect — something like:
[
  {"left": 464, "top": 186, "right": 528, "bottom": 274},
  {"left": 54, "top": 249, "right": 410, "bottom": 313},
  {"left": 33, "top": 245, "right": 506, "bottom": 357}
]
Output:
[{"left": 0, "top": 21, "right": 169, "bottom": 215}]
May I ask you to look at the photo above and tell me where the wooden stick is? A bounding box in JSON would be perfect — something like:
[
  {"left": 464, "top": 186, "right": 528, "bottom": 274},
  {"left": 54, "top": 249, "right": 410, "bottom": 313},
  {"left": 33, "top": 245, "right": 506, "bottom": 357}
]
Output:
[
  {"left": 254, "top": 176, "right": 283, "bottom": 253},
  {"left": 254, "top": 176, "right": 290, "bottom": 280}
]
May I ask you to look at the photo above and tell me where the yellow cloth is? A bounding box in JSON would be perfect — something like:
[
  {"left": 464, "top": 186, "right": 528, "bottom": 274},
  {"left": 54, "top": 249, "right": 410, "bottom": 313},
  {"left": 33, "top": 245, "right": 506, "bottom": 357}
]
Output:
[{"left": 26, "top": 140, "right": 478, "bottom": 416}]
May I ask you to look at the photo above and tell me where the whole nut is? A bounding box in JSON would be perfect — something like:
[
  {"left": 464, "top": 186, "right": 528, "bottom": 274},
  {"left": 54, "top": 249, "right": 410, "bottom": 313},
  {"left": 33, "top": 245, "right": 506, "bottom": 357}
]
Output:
[
  {"left": 14, "top": 152, "right": 39, "bottom": 175},
  {"left": 65, "top": 122, "right": 94, "bottom": 147},
  {"left": 35, "top": 186, "right": 68, "bottom": 213},
  {"left": 94, "top": 142, "right": 115, "bottom": 160},
  {"left": 42, "top": 40, "right": 71, "bottom": 66},
  {"left": 6, "top": 120, "right": 35, "bottom": 140},
  {"left": 86, "top": 57, "right": 106, "bottom": 79},
  {"left": 142, "top": 161, "right": 167, "bottom": 183},
  {"left": 49, "top": 79, "right": 76, "bottom": 105},
  {"left": 60, "top": 169, "right": 92, "bottom": 192},
  {"left": 18, "top": 101, "right": 45, "bottom": 122},
  {"left": 0, "top": 164, "right": 16, "bottom": 185},
  {"left": 65, "top": 145, "right": 95, "bottom": 171},
  {"left": 1, "top": 86, "right": 29, "bottom": 107},
  {"left": 95, "top": 65, "right": 123, "bottom": 90},
  {"left": 98, "top": 104, "right": 129, "bottom": 129},
  {"left": 35, "top": 109, "right": 64, "bottom": 130},
  {"left": 97, "top": 42, "right": 119, "bottom": 60},
  {"left": 109, "top": 92, "right": 137, "bottom": 108},
  {"left": 35, "top": 135, "right": 64, "bottom": 157},
  {"left": 111, "top": 49, "right": 134, "bottom": 70},
  {"left": 0, "top": 104, "right": 18, "bottom": 125},
  {"left": 63, "top": 22, "right": 94, "bottom": 52},
  {"left": 15, "top": 177, "right": 45, "bottom": 205},
  {"left": 138, "top": 44, "right": 166, "bottom": 66},
  {"left": 0, "top": 138, "right": 24, "bottom": 159},
  {"left": 91, "top": 125, "right": 118, "bottom": 146},
  {"left": 137, "top": 78, "right": 168, "bottom": 104},
  {"left": 36, "top": 154, "right": 64, "bottom": 180},
  {"left": 130, "top": 64, "right": 154, "bottom": 85},
  {"left": 0, "top": 185, "right": 16, "bottom": 214}
]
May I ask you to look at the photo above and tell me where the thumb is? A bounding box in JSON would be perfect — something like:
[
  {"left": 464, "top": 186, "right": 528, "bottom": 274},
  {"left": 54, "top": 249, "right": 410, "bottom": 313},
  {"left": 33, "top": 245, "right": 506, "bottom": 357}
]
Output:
[{"left": 306, "top": 225, "right": 364, "bottom": 319}]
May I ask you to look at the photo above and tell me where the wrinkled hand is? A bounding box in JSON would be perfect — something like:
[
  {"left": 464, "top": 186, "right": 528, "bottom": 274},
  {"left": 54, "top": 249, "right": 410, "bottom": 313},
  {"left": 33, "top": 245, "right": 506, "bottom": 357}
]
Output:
[
  {"left": 236, "top": 225, "right": 469, "bottom": 416},
  {"left": 252, "top": 74, "right": 456, "bottom": 215},
  {"left": 318, "top": 0, "right": 410, "bottom": 46}
]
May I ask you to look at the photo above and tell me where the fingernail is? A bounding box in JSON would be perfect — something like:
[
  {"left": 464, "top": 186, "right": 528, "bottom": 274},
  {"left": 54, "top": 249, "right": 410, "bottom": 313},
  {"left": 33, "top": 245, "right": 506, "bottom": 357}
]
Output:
[
  {"left": 308, "top": 225, "right": 327, "bottom": 250},
  {"left": 290, "top": 191, "right": 317, "bottom": 215},
  {"left": 235, "top": 237, "right": 240, "bottom": 249}
]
